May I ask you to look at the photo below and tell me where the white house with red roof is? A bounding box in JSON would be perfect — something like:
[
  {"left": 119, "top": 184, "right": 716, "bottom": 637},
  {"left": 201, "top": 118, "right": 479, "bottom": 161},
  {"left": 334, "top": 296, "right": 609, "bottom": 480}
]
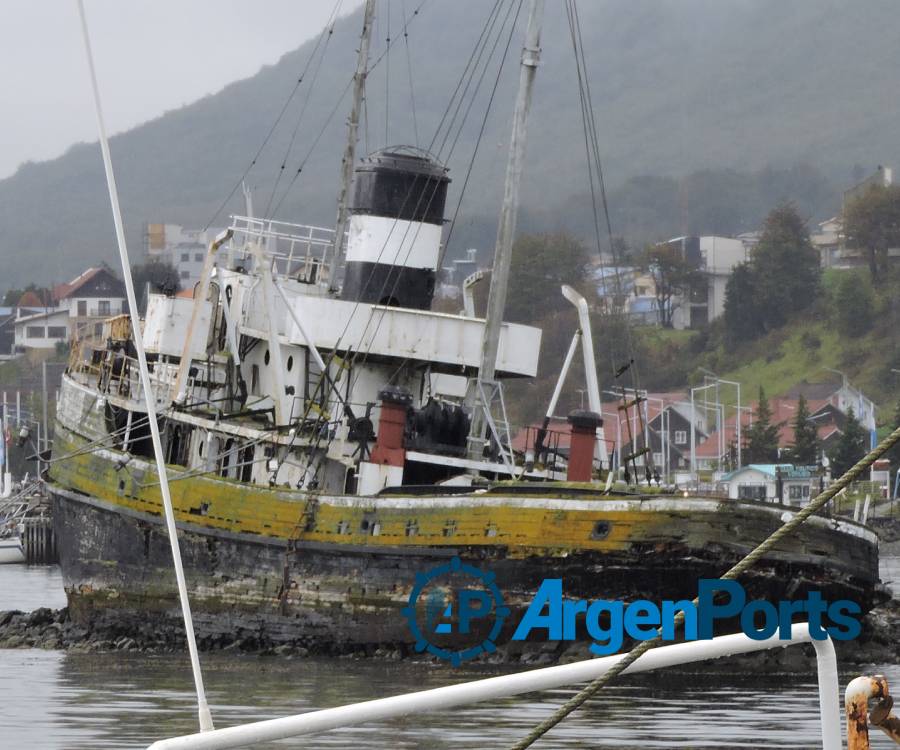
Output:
[{"left": 13, "top": 267, "right": 126, "bottom": 351}]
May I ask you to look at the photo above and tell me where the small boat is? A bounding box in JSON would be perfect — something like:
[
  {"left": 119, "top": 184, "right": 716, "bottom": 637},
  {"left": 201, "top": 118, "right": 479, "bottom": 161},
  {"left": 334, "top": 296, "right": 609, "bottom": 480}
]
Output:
[
  {"left": 0, "top": 515, "right": 25, "bottom": 565},
  {"left": 0, "top": 533, "right": 25, "bottom": 565}
]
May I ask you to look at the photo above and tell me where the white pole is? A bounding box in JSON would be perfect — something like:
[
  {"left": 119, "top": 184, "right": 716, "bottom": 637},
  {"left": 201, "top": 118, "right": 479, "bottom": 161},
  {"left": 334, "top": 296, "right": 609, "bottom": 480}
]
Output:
[
  {"left": 690, "top": 389, "right": 696, "bottom": 477},
  {"left": 1, "top": 396, "right": 7, "bottom": 498},
  {"left": 561, "top": 285, "right": 607, "bottom": 467},
  {"left": 664, "top": 407, "right": 669, "bottom": 481},
  {"left": 736, "top": 382, "right": 742, "bottom": 469},
  {"left": 76, "top": 0, "right": 213, "bottom": 732},
  {"left": 147, "top": 624, "right": 840, "bottom": 750},
  {"left": 544, "top": 332, "right": 580, "bottom": 419},
  {"left": 42, "top": 361, "right": 49, "bottom": 455}
]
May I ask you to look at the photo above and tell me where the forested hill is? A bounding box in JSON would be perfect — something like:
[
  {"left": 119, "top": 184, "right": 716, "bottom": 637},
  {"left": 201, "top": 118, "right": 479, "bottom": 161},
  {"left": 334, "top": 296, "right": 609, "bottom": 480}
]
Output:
[{"left": 4, "top": 0, "right": 900, "bottom": 289}]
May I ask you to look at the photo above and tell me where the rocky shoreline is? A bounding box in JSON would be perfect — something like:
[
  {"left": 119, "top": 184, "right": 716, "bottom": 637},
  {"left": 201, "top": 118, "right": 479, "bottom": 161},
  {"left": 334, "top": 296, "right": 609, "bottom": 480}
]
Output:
[{"left": 4, "top": 601, "right": 900, "bottom": 668}]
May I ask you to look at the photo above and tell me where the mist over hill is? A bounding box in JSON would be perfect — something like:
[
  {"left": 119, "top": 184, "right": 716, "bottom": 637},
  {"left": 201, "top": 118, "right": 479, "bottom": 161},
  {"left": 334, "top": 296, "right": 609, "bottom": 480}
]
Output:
[{"left": 2, "top": 0, "right": 900, "bottom": 289}]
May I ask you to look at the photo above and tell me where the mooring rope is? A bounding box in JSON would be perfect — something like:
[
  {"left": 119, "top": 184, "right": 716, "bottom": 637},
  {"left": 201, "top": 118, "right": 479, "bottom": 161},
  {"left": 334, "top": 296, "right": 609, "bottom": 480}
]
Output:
[{"left": 509, "top": 423, "right": 900, "bottom": 750}]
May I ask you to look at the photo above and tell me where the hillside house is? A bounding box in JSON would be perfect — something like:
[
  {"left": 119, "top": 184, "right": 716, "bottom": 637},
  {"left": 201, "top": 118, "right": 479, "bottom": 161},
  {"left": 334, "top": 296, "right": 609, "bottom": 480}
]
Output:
[
  {"left": 13, "top": 268, "right": 126, "bottom": 352},
  {"left": 144, "top": 223, "right": 227, "bottom": 285},
  {"left": 719, "top": 464, "right": 819, "bottom": 505}
]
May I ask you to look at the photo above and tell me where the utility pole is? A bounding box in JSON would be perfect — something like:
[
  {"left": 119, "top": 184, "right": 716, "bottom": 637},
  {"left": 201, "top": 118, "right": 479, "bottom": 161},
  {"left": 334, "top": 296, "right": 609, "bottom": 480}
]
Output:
[
  {"left": 328, "top": 0, "right": 377, "bottom": 292},
  {"left": 467, "top": 0, "right": 544, "bottom": 460},
  {"left": 42, "top": 361, "right": 49, "bottom": 457},
  {"left": 1, "top": 393, "right": 7, "bottom": 498}
]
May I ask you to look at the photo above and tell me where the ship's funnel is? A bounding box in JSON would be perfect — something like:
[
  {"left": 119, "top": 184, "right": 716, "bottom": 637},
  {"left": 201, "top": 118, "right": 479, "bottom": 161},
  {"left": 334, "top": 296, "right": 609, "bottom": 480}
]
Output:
[{"left": 341, "top": 148, "right": 450, "bottom": 310}]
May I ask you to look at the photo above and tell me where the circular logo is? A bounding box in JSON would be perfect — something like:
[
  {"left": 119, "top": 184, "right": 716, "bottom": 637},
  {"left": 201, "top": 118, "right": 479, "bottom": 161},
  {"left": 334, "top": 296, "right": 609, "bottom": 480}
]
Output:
[{"left": 402, "top": 556, "right": 509, "bottom": 665}]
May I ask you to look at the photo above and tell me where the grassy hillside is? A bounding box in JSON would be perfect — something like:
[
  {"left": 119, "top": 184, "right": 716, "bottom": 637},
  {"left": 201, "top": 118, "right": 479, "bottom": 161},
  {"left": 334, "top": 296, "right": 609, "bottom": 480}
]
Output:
[
  {"left": 2, "top": 0, "right": 900, "bottom": 290},
  {"left": 689, "top": 268, "right": 900, "bottom": 420}
]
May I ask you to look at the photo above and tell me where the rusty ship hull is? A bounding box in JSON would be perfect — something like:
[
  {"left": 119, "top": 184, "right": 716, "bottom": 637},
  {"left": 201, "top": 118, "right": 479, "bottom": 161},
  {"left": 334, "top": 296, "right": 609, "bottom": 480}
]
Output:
[{"left": 49, "top": 400, "right": 883, "bottom": 652}]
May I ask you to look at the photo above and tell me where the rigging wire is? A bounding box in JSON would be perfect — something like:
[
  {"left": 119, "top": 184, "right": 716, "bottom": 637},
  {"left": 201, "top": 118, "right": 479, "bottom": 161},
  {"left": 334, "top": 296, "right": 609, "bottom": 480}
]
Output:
[
  {"left": 310, "top": 0, "right": 515, "bottom": 367},
  {"left": 385, "top": 0, "right": 391, "bottom": 146},
  {"left": 339, "top": 0, "right": 521, "bottom": 368},
  {"left": 430, "top": 0, "right": 508, "bottom": 159},
  {"left": 400, "top": 0, "right": 420, "bottom": 146},
  {"left": 203, "top": 0, "right": 345, "bottom": 231},
  {"left": 344, "top": 0, "right": 525, "bottom": 408},
  {"left": 263, "top": 0, "right": 344, "bottom": 220},
  {"left": 270, "top": 0, "right": 431, "bottom": 218},
  {"left": 440, "top": 0, "right": 523, "bottom": 266},
  {"left": 564, "top": 0, "right": 651, "bottom": 478},
  {"left": 239, "top": 0, "right": 518, "bottom": 473},
  {"left": 426, "top": 0, "right": 504, "bottom": 156}
]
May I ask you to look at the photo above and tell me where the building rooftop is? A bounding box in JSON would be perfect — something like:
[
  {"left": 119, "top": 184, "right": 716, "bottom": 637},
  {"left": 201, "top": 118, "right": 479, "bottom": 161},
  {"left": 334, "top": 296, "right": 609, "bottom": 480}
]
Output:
[{"left": 720, "top": 463, "right": 816, "bottom": 481}]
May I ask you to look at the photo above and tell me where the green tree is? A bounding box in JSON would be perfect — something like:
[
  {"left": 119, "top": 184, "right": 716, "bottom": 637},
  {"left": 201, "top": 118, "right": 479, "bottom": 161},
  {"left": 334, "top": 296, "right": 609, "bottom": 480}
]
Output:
[
  {"left": 639, "top": 241, "right": 703, "bottom": 328},
  {"left": 744, "top": 387, "right": 780, "bottom": 463},
  {"left": 828, "top": 407, "right": 867, "bottom": 478},
  {"left": 722, "top": 203, "right": 819, "bottom": 346},
  {"left": 506, "top": 232, "right": 588, "bottom": 324},
  {"left": 2, "top": 283, "right": 54, "bottom": 307},
  {"left": 751, "top": 202, "right": 820, "bottom": 332},
  {"left": 130, "top": 260, "right": 181, "bottom": 309},
  {"left": 723, "top": 262, "right": 762, "bottom": 348},
  {"left": 843, "top": 183, "right": 900, "bottom": 280},
  {"left": 789, "top": 394, "right": 819, "bottom": 465},
  {"left": 830, "top": 271, "right": 874, "bottom": 336}
]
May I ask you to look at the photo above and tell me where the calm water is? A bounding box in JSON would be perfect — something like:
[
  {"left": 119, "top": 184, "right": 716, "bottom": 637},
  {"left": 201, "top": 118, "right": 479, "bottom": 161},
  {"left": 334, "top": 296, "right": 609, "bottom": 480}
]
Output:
[{"left": 0, "top": 566, "right": 897, "bottom": 749}]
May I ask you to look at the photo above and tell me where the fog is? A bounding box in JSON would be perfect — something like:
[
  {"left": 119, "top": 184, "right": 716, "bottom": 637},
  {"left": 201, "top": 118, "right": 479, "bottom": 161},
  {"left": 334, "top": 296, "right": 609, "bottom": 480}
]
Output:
[{"left": 0, "top": 0, "right": 363, "bottom": 178}]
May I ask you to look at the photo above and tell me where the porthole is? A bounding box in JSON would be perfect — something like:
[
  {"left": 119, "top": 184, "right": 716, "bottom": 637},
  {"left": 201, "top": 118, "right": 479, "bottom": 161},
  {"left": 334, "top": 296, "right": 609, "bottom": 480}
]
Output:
[
  {"left": 591, "top": 520, "right": 611, "bottom": 540},
  {"left": 287, "top": 355, "right": 294, "bottom": 372},
  {"left": 264, "top": 349, "right": 270, "bottom": 366},
  {"left": 360, "top": 519, "right": 370, "bottom": 532}
]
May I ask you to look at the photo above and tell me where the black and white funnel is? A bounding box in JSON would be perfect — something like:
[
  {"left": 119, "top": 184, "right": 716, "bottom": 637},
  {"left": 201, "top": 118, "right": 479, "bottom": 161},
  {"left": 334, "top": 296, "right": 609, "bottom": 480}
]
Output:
[{"left": 341, "top": 148, "right": 450, "bottom": 310}]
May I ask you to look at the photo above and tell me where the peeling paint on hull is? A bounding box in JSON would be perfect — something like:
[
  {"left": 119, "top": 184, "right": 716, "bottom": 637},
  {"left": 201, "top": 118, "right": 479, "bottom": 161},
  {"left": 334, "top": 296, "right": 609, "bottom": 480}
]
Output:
[{"left": 49, "top": 480, "right": 884, "bottom": 650}]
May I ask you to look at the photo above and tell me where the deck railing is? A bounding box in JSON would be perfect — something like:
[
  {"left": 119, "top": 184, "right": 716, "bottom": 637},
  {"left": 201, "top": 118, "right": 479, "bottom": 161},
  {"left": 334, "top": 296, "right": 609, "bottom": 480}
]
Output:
[{"left": 227, "top": 215, "right": 341, "bottom": 283}]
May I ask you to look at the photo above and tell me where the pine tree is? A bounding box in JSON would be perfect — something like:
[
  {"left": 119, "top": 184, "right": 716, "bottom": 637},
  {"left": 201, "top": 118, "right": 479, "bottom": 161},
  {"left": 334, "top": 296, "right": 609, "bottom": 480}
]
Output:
[
  {"left": 790, "top": 394, "right": 820, "bottom": 465},
  {"left": 744, "top": 387, "right": 780, "bottom": 463},
  {"left": 828, "top": 407, "right": 867, "bottom": 478}
]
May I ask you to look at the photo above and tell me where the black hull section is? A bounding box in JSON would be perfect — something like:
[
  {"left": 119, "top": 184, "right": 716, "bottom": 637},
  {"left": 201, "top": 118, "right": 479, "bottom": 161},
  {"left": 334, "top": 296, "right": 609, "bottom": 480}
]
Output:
[{"left": 51, "top": 489, "right": 884, "bottom": 653}]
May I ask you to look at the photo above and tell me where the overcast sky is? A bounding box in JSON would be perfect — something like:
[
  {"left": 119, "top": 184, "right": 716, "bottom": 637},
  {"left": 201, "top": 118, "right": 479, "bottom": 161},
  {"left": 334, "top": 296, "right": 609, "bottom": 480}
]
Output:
[{"left": 0, "top": 0, "right": 364, "bottom": 179}]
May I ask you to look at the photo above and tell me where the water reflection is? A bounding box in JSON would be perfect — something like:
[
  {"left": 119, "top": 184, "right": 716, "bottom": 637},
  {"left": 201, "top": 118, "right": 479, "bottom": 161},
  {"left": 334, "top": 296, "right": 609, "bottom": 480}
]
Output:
[
  {"left": 0, "top": 564, "right": 67, "bottom": 611},
  {"left": 1, "top": 566, "right": 898, "bottom": 748},
  {"left": 6, "top": 649, "right": 900, "bottom": 749}
]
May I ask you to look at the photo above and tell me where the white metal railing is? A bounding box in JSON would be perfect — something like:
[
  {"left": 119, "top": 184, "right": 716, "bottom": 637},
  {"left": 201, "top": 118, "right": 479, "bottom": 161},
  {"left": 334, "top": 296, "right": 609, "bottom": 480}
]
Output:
[
  {"left": 227, "top": 215, "right": 342, "bottom": 283},
  {"left": 72, "top": 351, "right": 174, "bottom": 407},
  {"left": 78, "top": 305, "right": 126, "bottom": 318},
  {"left": 146, "top": 622, "right": 840, "bottom": 750}
]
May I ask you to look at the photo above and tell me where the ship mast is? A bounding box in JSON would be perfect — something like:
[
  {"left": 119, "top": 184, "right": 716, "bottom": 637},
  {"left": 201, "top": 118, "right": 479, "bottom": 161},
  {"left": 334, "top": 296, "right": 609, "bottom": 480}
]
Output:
[
  {"left": 467, "top": 0, "right": 544, "bottom": 460},
  {"left": 327, "top": 0, "right": 377, "bottom": 292}
]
